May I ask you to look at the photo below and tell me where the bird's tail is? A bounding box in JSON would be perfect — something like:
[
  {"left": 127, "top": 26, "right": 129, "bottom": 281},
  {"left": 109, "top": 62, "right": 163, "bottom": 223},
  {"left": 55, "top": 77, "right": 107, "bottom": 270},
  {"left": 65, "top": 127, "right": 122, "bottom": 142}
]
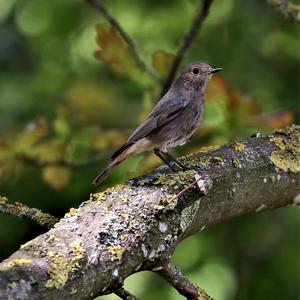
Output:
[
  {"left": 93, "top": 154, "right": 127, "bottom": 186},
  {"left": 93, "top": 139, "right": 151, "bottom": 186},
  {"left": 93, "top": 142, "right": 138, "bottom": 186}
]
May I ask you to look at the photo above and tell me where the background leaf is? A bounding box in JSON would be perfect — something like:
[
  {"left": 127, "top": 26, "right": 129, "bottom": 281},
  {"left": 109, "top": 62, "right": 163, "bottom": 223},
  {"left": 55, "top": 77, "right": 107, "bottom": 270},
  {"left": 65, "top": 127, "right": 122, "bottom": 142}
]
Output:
[{"left": 42, "top": 166, "right": 71, "bottom": 189}]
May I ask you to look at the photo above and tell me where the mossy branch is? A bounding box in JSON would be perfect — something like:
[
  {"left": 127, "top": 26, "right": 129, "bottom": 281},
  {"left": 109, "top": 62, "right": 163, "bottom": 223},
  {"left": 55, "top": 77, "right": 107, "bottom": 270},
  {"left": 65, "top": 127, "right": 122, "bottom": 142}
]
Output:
[
  {"left": 0, "top": 125, "right": 299, "bottom": 300},
  {"left": 0, "top": 196, "right": 59, "bottom": 229},
  {"left": 266, "top": 0, "right": 300, "bottom": 24}
]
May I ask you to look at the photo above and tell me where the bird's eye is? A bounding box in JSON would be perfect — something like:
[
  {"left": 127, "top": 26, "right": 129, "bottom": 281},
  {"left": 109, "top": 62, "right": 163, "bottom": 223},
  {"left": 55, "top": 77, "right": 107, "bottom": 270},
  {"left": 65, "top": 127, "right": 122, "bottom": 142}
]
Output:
[{"left": 192, "top": 67, "right": 199, "bottom": 75}]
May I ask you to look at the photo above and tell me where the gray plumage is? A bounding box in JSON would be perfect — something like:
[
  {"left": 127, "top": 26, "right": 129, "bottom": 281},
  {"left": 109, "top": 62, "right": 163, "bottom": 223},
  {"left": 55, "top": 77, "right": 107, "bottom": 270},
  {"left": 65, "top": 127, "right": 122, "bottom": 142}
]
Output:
[{"left": 93, "top": 62, "right": 222, "bottom": 186}]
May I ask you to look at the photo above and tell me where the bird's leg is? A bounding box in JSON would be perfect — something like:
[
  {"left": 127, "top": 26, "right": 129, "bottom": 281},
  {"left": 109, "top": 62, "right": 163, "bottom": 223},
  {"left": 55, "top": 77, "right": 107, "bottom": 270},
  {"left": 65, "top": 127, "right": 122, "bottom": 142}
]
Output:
[
  {"left": 162, "top": 151, "right": 187, "bottom": 171},
  {"left": 154, "top": 149, "right": 179, "bottom": 172}
]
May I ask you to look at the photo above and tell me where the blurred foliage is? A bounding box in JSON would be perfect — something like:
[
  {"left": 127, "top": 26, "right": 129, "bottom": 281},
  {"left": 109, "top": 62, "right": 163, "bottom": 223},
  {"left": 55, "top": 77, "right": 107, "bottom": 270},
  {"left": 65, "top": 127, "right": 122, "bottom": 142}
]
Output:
[{"left": 0, "top": 0, "right": 299, "bottom": 299}]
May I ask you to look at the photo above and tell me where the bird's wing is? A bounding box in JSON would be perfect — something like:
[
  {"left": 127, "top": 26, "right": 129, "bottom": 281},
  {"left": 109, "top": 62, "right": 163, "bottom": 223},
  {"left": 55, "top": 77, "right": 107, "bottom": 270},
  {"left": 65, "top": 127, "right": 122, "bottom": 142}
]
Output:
[
  {"left": 129, "top": 104, "right": 187, "bottom": 142},
  {"left": 112, "top": 96, "right": 188, "bottom": 159}
]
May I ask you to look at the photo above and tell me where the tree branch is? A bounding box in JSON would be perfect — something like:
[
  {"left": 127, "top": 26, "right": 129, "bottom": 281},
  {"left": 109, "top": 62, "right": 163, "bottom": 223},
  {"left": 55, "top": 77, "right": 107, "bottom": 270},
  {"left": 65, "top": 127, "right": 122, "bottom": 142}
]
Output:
[
  {"left": 0, "top": 125, "right": 299, "bottom": 299},
  {"left": 266, "top": 0, "right": 300, "bottom": 24},
  {"left": 0, "top": 196, "right": 58, "bottom": 228},
  {"left": 156, "top": 263, "right": 214, "bottom": 300},
  {"left": 85, "top": 0, "right": 161, "bottom": 83},
  {"left": 160, "top": 0, "right": 214, "bottom": 97}
]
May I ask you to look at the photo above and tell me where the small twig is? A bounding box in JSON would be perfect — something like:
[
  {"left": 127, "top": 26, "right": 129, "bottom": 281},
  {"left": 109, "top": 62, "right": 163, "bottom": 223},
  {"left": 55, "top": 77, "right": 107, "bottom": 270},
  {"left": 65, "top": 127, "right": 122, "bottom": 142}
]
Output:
[
  {"left": 85, "top": 0, "right": 161, "bottom": 83},
  {"left": 0, "top": 196, "right": 58, "bottom": 228},
  {"left": 169, "top": 172, "right": 210, "bottom": 202},
  {"left": 266, "top": 0, "right": 300, "bottom": 24},
  {"left": 160, "top": 0, "right": 214, "bottom": 97},
  {"left": 169, "top": 176, "right": 199, "bottom": 202},
  {"left": 114, "top": 286, "right": 140, "bottom": 300},
  {"left": 156, "top": 263, "right": 214, "bottom": 300}
]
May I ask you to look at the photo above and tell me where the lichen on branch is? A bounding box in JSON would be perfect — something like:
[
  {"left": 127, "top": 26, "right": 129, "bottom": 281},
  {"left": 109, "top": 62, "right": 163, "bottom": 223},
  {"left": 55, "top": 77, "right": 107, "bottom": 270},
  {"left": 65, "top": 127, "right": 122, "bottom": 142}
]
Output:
[
  {"left": 0, "top": 125, "right": 299, "bottom": 300},
  {"left": 266, "top": 0, "right": 300, "bottom": 24},
  {"left": 0, "top": 196, "right": 58, "bottom": 228}
]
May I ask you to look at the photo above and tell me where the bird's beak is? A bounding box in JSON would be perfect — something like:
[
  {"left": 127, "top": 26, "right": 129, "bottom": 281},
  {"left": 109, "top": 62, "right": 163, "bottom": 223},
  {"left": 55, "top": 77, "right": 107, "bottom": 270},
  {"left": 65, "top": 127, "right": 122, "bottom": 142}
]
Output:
[{"left": 210, "top": 68, "right": 222, "bottom": 74}]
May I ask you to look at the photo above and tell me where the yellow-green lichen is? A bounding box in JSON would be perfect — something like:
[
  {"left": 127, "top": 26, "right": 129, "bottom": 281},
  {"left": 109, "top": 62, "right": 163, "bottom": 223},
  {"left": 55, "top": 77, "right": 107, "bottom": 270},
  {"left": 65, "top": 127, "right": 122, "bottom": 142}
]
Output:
[
  {"left": 154, "top": 174, "right": 177, "bottom": 186},
  {"left": 7, "top": 279, "right": 27, "bottom": 289},
  {"left": 154, "top": 204, "right": 165, "bottom": 210},
  {"left": 102, "top": 185, "right": 125, "bottom": 196},
  {"left": 270, "top": 127, "right": 300, "bottom": 173},
  {"left": 94, "top": 185, "right": 127, "bottom": 204},
  {"left": 232, "top": 158, "right": 241, "bottom": 168},
  {"left": 179, "top": 153, "right": 215, "bottom": 167},
  {"left": 47, "top": 234, "right": 58, "bottom": 243},
  {"left": 71, "top": 240, "right": 85, "bottom": 263},
  {"left": 196, "top": 145, "right": 221, "bottom": 153},
  {"left": 274, "top": 124, "right": 298, "bottom": 135},
  {"left": 45, "top": 240, "right": 84, "bottom": 289},
  {"left": 138, "top": 177, "right": 152, "bottom": 186},
  {"left": 164, "top": 234, "right": 173, "bottom": 241},
  {"left": 154, "top": 170, "right": 196, "bottom": 186},
  {"left": 118, "top": 193, "right": 129, "bottom": 203},
  {"left": 121, "top": 213, "right": 129, "bottom": 220},
  {"left": 107, "top": 245, "right": 125, "bottom": 261},
  {"left": 34, "top": 211, "right": 54, "bottom": 227},
  {"left": 84, "top": 193, "right": 94, "bottom": 204},
  {"left": 159, "top": 194, "right": 176, "bottom": 207},
  {"left": 6, "top": 258, "right": 32, "bottom": 268},
  {"left": 234, "top": 142, "right": 246, "bottom": 152},
  {"left": 64, "top": 208, "right": 79, "bottom": 218},
  {"left": 95, "top": 192, "right": 107, "bottom": 204},
  {"left": 7, "top": 281, "right": 17, "bottom": 289},
  {"left": 270, "top": 175, "right": 276, "bottom": 183},
  {"left": 70, "top": 288, "right": 77, "bottom": 295},
  {"left": 270, "top": 137, "right": 285, "bottom": 150},
  {"left": 20, "top": 240, "right": 33, "bottom": 249},
  {"left": 0, "top": 196, "right": 8, "bottom": 204},
  {"left": 212, "top": 156, "right": 222, "bottom": 161}
]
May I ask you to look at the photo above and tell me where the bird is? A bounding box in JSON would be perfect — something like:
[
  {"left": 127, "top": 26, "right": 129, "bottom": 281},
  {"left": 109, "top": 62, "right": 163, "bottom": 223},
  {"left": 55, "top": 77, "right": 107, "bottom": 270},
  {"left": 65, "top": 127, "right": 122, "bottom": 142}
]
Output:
[{"left": 93, "top": 62, "right": 222, "bottom": 186}]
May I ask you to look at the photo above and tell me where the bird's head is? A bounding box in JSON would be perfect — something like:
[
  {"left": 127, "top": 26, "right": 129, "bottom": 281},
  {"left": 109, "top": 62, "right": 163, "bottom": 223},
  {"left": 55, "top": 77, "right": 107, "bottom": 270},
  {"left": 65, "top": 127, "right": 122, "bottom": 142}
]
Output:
[{"left": 179, "top": 62, "right": 222, "bottom": 90}]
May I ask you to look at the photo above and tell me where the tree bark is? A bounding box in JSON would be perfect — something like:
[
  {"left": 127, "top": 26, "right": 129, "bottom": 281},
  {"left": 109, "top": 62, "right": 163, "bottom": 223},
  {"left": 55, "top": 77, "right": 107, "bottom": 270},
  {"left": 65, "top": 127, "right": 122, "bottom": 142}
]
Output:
[{"left": 0, "top": 125, "right": 299, "bottom": 300}]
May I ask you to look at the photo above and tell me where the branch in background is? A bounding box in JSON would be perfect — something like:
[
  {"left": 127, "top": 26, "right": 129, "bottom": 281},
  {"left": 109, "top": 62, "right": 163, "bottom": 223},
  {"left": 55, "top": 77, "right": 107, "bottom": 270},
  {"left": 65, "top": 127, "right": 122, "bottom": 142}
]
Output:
[
  {"left": 19, "top": 152, "right": 110, "bottom": 169},
  {"left": 0, "top": 196, "right": 58, "bottom": 229},
  {"left": 160, "top": 0, "right": 214, "bottom": 97},
  {"left": 266, "top": 0, "right": 300, "bottom": 24},
  {"left": 85, "top": 0, "right": 161, "bottom": 83},
  {"left": 156, "top": 263, "right": 214, "bottom": 300},
  {"left": 0, "top": 125, "right": 299, "bottom": 299}
]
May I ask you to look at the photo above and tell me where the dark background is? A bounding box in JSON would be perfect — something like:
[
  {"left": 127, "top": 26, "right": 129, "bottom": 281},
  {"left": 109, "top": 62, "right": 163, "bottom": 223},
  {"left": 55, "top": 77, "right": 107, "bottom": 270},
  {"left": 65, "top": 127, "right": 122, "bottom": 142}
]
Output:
[{"left": 0, "top": 0, "right": 299, "bottom": 299}]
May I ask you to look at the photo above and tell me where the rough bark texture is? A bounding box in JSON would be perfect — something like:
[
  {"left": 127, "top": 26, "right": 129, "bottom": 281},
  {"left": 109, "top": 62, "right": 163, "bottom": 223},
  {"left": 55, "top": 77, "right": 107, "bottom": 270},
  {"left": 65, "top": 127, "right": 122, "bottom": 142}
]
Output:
[
  {"left": 0, "top": 125, "right": 299, "bottom": 300},
  {"left": 266, "top": 0, "right": 300, "bottom": 24}
]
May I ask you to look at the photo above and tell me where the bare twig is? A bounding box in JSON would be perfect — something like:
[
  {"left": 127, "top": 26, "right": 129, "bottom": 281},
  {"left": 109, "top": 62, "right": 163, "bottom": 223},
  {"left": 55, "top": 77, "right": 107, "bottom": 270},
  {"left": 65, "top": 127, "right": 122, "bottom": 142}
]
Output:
[
  {"left": 160, "top": 0, "right": 214, "bottom": 97},
  {"left": 114, "top": 287, "right": 139, "bottom": 300},
  {"left": 0, "top": 196, "right": 58, "bottom": 228},
  {"left": 168, "top": 172, "right": 209, "bottom": 202},
  {"left": 85, "top": 0, "right": 161, "bottom": 83},
  {"left": 266, "top": 0, "right": 300, "bottom": 24},
  {"left": 156, "top": 263, "right": 214, "bottom": 300}
]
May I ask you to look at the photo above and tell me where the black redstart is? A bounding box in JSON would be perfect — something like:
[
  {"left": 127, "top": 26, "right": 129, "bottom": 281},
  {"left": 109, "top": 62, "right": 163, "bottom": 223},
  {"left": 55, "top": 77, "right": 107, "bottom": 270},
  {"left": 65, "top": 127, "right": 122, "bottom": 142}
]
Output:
[{"left": 93, "top": 62, "right": 222, "bottom": 186}]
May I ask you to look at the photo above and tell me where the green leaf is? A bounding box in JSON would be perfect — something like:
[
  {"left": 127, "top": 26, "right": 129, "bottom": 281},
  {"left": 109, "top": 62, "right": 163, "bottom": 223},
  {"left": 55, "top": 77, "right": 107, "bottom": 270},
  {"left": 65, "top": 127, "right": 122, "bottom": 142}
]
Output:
[{"left": 94, "top": 24, "right": 151, "bottom": 84}]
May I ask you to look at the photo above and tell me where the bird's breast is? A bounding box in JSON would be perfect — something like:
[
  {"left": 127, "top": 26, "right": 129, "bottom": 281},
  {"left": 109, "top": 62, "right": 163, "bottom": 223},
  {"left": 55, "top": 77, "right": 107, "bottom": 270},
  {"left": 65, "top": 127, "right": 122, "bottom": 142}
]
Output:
[{"left": 160, "top": 96, "right": 204, "bottom": 151}]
